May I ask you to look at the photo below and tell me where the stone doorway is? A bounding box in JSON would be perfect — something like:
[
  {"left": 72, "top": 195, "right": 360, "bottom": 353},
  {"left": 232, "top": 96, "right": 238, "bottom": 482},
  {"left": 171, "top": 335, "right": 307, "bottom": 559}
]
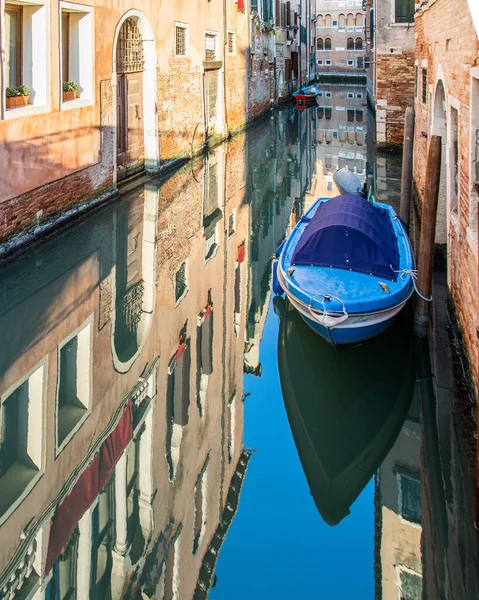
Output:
[{"left": 116, "top": 18, "right": 145, "bottom": 180}]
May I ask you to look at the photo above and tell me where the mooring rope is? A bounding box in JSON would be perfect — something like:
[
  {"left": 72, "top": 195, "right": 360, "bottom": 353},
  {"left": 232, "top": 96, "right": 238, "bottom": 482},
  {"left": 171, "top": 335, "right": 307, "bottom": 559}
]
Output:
[{"left": 391, "top": 268, "right": 433, "bottom": 302}]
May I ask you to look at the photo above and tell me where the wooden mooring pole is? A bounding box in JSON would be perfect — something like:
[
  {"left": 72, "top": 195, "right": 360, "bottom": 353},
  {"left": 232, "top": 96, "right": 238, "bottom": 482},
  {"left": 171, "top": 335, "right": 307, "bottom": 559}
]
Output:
[
  {"left": 400, "top": 107, "right": 415, "bottom": 228},
  {"left": 414, "top": 135, "right": 442, "bottom": 337}
]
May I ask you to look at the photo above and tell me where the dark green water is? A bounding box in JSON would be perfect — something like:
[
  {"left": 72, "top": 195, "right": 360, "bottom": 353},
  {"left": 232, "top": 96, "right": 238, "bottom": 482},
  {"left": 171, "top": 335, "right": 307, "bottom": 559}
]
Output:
[{"left": 0, "top": 86, "right": 477, "bottom": 600}]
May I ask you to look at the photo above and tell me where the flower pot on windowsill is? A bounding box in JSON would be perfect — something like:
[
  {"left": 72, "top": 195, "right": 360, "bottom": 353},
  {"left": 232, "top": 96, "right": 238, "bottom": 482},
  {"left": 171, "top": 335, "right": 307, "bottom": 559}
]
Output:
[
  {"left": 6, "top": 95, "right": 29, "bottom": 108},
  {"left": 62, "top": 90, "right": 77, "bottom": 102}
]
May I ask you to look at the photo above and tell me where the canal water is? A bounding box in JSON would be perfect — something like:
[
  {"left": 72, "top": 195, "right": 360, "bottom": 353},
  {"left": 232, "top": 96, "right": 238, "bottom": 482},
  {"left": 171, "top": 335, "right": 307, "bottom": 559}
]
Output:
[{"left": 0, "top": 84, "right": 478, "bottom": 600}]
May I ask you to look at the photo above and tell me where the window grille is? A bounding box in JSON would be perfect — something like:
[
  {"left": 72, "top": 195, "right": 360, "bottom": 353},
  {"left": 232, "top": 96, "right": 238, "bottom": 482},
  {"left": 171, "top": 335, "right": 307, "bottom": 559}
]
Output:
[
  {"left": 175, "top": 26, "right": 187, "bottom": 56},
  {"left": 205, "top": 34, "right": 216, "bottom": 61},
  {"left": 175, "top": 262, "right": 187, "bottom": 303},
  {"left": 116, "top": 18, "right": 144, "bottom": 73},
  {"left": 228, "top": 31, "right": 235, "bottom": 54}
]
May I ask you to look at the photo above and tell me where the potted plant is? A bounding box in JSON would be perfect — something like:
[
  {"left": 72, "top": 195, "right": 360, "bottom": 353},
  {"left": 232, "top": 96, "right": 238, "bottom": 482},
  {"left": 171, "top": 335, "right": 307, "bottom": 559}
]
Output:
[
  {"left": 5, "top": 85, "right": 30, "bottom": 108},
  {"left": 62, "top": 81, "right": 80, "bottom": 101}
]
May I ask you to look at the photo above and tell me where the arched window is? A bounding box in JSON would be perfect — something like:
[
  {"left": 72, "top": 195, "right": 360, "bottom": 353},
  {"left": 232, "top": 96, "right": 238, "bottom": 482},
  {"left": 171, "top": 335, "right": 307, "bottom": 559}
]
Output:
[
  {"left": 355, "top": 13, "right": 363, "bottom": 27},
  {"left": 325, "top": 14, "right": 332, "bottom": 27},
  {"left": 324, "top": 38, "right": 331, "bottom": 50},
  {"left": 347, "top": 38, "right": 354, "bottom": 50},
  {"left": 355, "top": 37, "right": 363, "bottom": 50},
  {"left": 317, "top": 37, "right": 324, "bottom": 51},
  {"left": 338, "top": 14, "right": 345, "bottom": 27},
  {"left": 317, "top": 13, "right": 323, "bottom": 26},
  {"left": 347, "top": 13, "right": 354, "bottom": 27}
]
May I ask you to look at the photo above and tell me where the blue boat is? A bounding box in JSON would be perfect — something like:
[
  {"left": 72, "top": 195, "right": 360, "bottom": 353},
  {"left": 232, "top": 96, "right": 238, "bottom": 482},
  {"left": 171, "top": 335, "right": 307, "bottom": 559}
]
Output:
[
  {"left": 292, "top": 85, "right": 320, "bottom": 104},
  {"left": 273, "top": 194, "right": 415, "bottom": 345}
]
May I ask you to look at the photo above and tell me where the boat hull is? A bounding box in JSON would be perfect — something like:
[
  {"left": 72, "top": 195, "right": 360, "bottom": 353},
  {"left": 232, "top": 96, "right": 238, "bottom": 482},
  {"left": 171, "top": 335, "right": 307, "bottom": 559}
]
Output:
[{"left": 283, "top": 277, "right": 408, "bottom": 345}]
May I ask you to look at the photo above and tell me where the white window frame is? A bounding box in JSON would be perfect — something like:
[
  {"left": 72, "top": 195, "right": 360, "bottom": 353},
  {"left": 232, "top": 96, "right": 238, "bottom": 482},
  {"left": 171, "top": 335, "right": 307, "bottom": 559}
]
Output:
[
  {"left": 228, "top": 210, "right": 236, "bottom": 238},
  {"left": 325, "top": 59, "right": 332, "bottom": 66},
  {"left": 392, "top": 0, "right": 416, "bottom": 26},
  {"left": 0, "top": 359, "right": 46, "bottom": 526},
  {"left": 347, "top": 59, "right": 355, "bottom": 66},
  {"left": 2, "top": 0, "right": 50, "bottom": 120},
  {"left": 59, "top": 2, "right": 94, "bottom": 111},
  {"left": 174, "top": 22, "right": 189, "bottom": 57},
  {"left": 205, "top": 30, "right": 219, "bottom": 61},
  {"left": 55, "top": 316, "right": 93, "bottom": 456}
]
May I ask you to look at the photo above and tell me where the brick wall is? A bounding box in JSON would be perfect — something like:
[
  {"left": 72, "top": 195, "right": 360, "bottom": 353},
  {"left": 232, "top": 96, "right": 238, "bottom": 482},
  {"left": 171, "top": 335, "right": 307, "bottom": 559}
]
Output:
[
  {"left": 414, "top": 0, "right": 479, "bottom": 395},
  {"left": 376, "top": 51, "right": 415, "bottom": 148}
]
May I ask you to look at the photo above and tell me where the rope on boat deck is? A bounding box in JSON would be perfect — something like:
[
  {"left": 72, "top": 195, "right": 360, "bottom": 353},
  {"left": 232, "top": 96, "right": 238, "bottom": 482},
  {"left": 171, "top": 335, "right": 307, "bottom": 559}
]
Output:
[{"left": 391, "top": 268, "right": 433, "bottom": 303}]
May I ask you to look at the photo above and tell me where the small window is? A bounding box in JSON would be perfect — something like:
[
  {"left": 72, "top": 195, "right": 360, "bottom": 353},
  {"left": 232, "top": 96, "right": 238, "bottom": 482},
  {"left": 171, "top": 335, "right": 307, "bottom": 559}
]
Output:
[
  {"left": 347, "top": 109, "right": 355, "bottom": 122},
  {"left": 395, "top": 0, "right": 415, "bottom": 23},
  {"left": 228, "top": 212, "right": 236, "bottom": 237},
  {"left": 227, "top": 31, "right": 235, "bottom": 54},
  {"left": 4, "top": 1, "right": 48, "bottom": 111},
  {"left": 397, "top": 470, "right": 422, "bottom": 524},
  {"left": 421, "top": 68, "right": 428, "bottom": 105},
  {"left": 317, "top": 60, "right": 324, "bottom": 65},
  {"left": 356, "top": 92, "right": 363, "bottom": 99},
  {"left": 398, "top": 569, "right": 422, "bottom": 600},
  {"left": 332, "top": 20, "right": 338, "bottom": 26},
  {"left": 356, "top": 109, "right": 363, "bottom": 122},
  {"left": 325, "top": 59, "right": 332, "bottom": 66},
  {"left": 174, "top": 261, "right": 188, "bottom": 304},
  {"left": 60, "top": 3, "right": 94, "bottom": 104},
  {"left": 57, "top": 321, "right": 92, "bottom": 449},
  {"left": 0, "top": 364, "right": 45, "bottom": 523},
  {"left": 347, "top": 92, "right": 354, "bottom": 98},
  {"left": 347, "top": 60, "right": 355, "bottom": 66},
  {"left": 325, "top": 91, "right": 332, "bottom": 98},
  {"left": 317, "top": 106, "right": 324, "bottom": 119},
  {"left": 327, "top": 181, "right": 333, "bottom": 191},
  {"left": 175, "top": 24, "right": 187, "bottom": 56},
  {"left": 205, "top": 33, "right": 217, "bottom": 61}
]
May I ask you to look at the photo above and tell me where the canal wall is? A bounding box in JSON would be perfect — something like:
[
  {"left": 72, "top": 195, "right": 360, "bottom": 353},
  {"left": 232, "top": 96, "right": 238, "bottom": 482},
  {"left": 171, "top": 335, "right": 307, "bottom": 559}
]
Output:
[{"left": 413, "top": 0, "right": 479, "bottom": 402}]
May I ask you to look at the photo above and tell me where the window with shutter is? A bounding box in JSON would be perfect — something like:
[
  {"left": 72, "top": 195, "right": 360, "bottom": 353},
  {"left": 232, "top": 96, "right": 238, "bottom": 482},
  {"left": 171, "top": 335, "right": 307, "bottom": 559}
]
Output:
[{"left": 395, "top": 0, "right": 415, "bottom": 23}]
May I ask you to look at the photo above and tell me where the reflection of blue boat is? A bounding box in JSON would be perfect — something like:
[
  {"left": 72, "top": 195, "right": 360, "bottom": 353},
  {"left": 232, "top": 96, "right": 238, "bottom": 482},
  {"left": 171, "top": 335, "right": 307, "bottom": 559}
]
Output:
[
  {"left": 273, "top": 194, "right": 414, "bottom": 345},
  {"left": 292, "top": 85, "right": 320, "bottom": 104},
  {"left": 275, "top": 296, "right": 415, "bottom": 525}
]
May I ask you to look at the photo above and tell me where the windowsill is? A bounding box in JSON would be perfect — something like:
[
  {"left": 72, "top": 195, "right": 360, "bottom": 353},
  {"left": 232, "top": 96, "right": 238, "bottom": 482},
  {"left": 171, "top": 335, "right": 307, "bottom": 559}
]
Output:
[
  {"left": 0, "top": 463, "right": 42, "bottom": 527},
  {"left": 61, "top": 97, "right": 94, "bottom": 111},
  {"left": 390, "top": 22, "right": 415, "bottom": 27},
  {"left": 3, "top": 103, "right": 50, "bottom": 120},
  {"left": 466, "top": 226, "right": 478, "bottom": 261},
  {"left": 56, "top": 406, "right": 90, "bottom": 456}
]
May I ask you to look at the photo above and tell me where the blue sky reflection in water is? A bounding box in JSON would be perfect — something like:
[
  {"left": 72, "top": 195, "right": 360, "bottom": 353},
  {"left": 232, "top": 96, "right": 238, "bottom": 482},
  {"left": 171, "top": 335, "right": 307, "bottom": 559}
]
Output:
[{"left": 211, "top": 297, "right": 375, "bottom": 600}]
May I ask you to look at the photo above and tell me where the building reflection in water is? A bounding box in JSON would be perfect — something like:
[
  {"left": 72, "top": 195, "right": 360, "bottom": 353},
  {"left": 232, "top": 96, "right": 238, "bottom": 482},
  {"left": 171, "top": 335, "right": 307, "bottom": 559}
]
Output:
[
  {"left": 0, "top": 135, "right": 251, "bottom": 599},
  {"left": 0, "top": 104, "right": 317, "bottom": 600}
]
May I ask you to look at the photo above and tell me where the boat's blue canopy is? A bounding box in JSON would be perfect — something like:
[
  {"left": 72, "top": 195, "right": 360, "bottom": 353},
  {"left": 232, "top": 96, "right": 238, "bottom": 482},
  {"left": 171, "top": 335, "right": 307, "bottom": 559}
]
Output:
[{"left": 291, "top": 194, "right": 400, "bottom": 281}]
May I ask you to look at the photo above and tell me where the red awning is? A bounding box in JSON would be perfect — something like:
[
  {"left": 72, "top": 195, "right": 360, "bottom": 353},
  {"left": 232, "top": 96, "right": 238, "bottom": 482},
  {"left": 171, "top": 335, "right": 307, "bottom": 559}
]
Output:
[
  {"left": 237, "top": 0, "right": 245, "bottom": 11},
  {"left": 46, "top": 401, "right": 133, "bottom": 573},
  {"left": 237, "top": 244, "right": 246, "bottom": 264}
]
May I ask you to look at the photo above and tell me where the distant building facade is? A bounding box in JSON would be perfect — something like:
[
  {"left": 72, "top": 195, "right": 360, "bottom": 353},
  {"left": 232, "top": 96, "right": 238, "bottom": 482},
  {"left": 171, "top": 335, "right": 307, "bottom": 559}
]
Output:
[
  {"left": 365, "top": 0, "right": 416, "bottom": 147},
  {"left": 315, "top": 0, "right": 365, "bottom": 76},
  {"left": 413, "top": 0, "right": 479, "bottom": 396}
]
